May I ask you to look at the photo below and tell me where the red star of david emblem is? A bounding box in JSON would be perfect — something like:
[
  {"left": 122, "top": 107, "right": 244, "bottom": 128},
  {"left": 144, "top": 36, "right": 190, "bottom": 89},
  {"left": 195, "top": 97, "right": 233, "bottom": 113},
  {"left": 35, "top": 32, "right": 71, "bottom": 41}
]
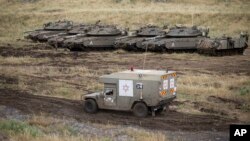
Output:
[{"left": 123, "top": 84, "right": 129, "bottom": 93}]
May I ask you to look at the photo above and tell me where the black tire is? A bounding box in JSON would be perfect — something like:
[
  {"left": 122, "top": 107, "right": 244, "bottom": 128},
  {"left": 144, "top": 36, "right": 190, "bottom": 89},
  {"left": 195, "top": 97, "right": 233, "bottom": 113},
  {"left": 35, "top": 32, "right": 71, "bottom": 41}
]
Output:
[
  {"left": 84, "top": 99, "right": 98, "bottom": 113},
  {"left": 133, "top": 102, "right": 148, "bottom": 117}
]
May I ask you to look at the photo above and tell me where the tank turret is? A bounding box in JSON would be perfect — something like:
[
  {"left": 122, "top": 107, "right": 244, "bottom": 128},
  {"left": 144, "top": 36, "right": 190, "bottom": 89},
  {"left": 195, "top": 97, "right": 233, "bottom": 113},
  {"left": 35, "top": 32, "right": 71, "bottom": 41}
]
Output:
[
  {"left": 136, "top": 26, "right": 166, "bottom": 37},
  {"left": 25, "top": 20, "right": 74, "bottom": 42},
  {"left": 86, "top": 26, "right": 122, "bottom": 36},
  {"left": 67, "top": 24, "right": 92, "bottom": 35},
  {"left": 166, "top": 25, "right": 204, "bottom": 37},
  {"left": 137, "top": 25, "right": 209, "bottom": 52},
  {"left": 48, "top": 24, "right": 96, "bottom": 48},
  {"left": 114, "top": 25, "right": 166, "bottom": 51}
]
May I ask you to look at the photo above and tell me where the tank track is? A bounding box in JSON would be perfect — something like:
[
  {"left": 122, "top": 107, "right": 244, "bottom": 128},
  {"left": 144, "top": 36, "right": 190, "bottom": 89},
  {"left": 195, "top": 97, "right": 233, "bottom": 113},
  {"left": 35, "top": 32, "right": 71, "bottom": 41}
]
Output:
[{"left": 197, "top": 48, "right": 245, "bottom": 56}]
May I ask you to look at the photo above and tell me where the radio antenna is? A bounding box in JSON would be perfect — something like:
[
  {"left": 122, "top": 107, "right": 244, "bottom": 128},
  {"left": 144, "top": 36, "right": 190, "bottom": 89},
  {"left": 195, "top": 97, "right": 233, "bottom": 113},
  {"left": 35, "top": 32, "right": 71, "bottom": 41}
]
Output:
[
  {"left": 142, "top": 44, "right": 148, "bottom": 70},
  {"left": 192, "top": 12, "right": 194, "bottom": 26}
]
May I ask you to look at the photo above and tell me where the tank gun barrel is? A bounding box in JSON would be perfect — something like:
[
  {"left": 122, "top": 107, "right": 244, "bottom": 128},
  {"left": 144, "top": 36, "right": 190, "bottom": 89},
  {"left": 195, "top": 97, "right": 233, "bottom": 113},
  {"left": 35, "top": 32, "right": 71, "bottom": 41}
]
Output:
[
  {"left": 49, "top": 33, "right": 68, "bottom": 38},
  {"left": 144, "top": 35, "right": 166, "bottom": 41},
  {"left": 115, "top": 36, "right": 136, "bottom": 40},
  {"left": 64, "top": 34, "right": 86, "bottom": 39},
  {"left": 24, "top": 31, "right": 34, "bottom": 33},
  {"left": 23, "top": 29, "right": 43, "bottom": 33}
]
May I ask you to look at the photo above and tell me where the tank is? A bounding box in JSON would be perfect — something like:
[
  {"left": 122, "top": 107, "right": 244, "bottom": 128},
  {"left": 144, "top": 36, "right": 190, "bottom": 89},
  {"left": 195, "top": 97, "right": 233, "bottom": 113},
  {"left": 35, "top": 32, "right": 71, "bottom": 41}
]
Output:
[
  {"left": 114, "top": 25, "right": 166, "bottom": 51},
  {"left": 25, "top": 20, "right": 73, "bottom": 42},
  {"left": 197, "top": 33, "right": 249, "bottom": 56},
  {"left": 64, "top": 25, "right": 127, "bottom": 51},
  {"left": 137, "top": 25, "right": 209, "bottom": 52},
  {"left": 47, "top": 24, "right": 95, "bottom": 48}
]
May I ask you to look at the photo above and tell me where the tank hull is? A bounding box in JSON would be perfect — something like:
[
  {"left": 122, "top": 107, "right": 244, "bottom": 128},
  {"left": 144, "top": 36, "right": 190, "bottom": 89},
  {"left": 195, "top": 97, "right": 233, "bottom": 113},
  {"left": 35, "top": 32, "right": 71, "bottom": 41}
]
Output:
[
  {"left": 25, "top": 20, "right": 74, "bottom": 42},
  {"left": 64, "top": 35, "right": 124, "bottom": 51},
  {"left": 36, "top": 31, "right": 67, "bottom": 42},
  {"left": 25, "top": 30, "right": 52, "bottom": 42},
  {"left": 48, "top": 36, "right": 66, "bottom": 48},
  {"left": 47, "top": 34, "right": 79, "bottom": 48},
  {"left": 138, "top": 37, "right": 206, "bottom": 52},
  {"left": 197, "top": 48, "right": 245, "bottom": 56},
  {"left": 115, "top": 37, "right": 149, "bottom": 51},
  {"left": 26, "top": 30, "right": 67, "bottom": 42}
]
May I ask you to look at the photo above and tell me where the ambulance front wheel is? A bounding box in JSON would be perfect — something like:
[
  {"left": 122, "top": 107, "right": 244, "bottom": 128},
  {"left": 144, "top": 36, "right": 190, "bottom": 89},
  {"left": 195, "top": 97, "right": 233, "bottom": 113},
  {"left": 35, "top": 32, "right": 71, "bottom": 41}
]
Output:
[
  {"left": 133, "top": 102, "right": 148, "bottom": 117},
  {"left": 84, "top": 99, "right": 98, "bottom": 113}
]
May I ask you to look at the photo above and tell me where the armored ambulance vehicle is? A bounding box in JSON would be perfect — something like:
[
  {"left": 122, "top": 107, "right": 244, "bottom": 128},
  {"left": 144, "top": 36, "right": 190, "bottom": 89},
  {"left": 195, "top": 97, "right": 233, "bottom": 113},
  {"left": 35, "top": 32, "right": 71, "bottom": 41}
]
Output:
[{"left": 82, "top": 69, "right": 177, "bottom": 117}]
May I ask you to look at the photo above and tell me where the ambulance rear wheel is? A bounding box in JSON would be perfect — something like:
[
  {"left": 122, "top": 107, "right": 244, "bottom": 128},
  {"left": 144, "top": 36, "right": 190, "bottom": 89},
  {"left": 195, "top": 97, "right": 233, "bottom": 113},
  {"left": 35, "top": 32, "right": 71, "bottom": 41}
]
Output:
[
  {"left": 84, "top": 99, "right": 98, "bottom": 113},
  {"left": 133, "top": 102, "right": 148, "bottom": 117}
]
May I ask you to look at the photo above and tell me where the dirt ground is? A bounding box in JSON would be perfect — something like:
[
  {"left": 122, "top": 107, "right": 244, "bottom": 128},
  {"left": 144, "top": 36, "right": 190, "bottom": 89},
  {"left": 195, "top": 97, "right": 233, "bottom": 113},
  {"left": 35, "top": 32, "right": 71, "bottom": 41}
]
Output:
[
  {"left": 0, "top": 132, "right": 9, "bottom": 141},
  {"left": 0, "top": 43, "right": 249, "bottom": 74},
  {"left": 0, "top": 42, "right": 250, "bottom": 141}
]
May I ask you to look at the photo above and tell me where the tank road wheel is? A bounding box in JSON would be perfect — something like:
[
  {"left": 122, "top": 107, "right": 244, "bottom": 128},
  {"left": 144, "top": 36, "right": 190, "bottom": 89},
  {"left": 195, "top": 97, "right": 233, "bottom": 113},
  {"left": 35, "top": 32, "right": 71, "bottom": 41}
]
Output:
[
  {"left": 133, "top": 102, "right": 148, "bottom": 117},
  {"left": 84, "top": 99, "right": 98, "bottom": 113}
]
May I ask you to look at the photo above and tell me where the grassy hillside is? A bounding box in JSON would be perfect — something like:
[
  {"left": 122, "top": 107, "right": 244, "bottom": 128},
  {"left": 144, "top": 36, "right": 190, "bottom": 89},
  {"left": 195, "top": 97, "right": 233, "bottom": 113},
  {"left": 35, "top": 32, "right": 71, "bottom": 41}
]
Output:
[{"left": 0, "top": 0, "right": 249, "bottom": 43}]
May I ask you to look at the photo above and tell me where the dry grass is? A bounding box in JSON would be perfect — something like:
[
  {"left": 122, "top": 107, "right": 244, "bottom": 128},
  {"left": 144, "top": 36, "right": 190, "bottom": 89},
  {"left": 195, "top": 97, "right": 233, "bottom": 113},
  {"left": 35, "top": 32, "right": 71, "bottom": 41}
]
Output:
[
  {"left": 0, "top": 65, "right": 107, "bottom": 99},
  {"left": 125, "top": 127, "right": 167, "bottom": 141},
  {"left": 0, "top": 56, "right": 50, "bottom": 65},
  {"left": 178, "top": 72, "right": 250, "bottom": 101},
  {"left": 162, "top": 52, "right": 208, "bottom": 61},
  {"left": 13, "top": 134, "right": 93, "bottom": 141},
  {"left": 28, "top": 115, "right": 56, "bottom": 128},
  {"left": 176, "top": 71, "right": 250, "bottom": 121}
]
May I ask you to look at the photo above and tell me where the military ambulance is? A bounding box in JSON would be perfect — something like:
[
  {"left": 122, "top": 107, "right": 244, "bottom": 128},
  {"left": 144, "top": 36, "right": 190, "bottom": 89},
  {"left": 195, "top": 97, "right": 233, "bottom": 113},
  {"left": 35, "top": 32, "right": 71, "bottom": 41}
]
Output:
[{"left": 82, "top": 69, "right": 177, "bottom": 117}]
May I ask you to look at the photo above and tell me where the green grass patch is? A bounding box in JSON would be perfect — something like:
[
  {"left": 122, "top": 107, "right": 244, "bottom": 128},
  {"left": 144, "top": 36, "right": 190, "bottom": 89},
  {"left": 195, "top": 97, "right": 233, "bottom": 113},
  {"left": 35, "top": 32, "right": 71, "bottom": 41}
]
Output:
[
  {"left": 0, "top": 120, "right": 43, "bottom": 137},
  {"left": 239, "top": 103, "right": 250, "bottom": 112},
  {"left": 239, "top": 86, "right": 250, "bottom": 96}
]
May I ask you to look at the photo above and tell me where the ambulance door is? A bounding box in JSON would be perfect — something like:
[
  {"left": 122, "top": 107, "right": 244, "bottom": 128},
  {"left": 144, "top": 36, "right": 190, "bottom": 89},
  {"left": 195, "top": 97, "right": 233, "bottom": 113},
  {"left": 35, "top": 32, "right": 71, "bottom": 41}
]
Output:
[{"left": 103, "top": 84, "right": 117, "bottom": 107}]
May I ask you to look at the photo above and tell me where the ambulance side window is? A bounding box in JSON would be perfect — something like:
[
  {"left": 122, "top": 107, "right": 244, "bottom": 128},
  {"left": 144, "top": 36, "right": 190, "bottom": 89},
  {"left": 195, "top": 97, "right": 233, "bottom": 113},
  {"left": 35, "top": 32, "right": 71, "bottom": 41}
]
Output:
[{"left": 104, "top": 88, "right": 113, "bottom": 96}]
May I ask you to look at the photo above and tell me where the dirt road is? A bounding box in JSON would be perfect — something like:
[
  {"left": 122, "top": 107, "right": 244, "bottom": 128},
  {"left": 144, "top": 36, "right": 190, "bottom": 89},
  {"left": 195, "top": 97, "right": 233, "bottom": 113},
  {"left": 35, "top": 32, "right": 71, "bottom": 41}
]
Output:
[{"left": 0, "top": 88, "right": 236, "bottom": 132}]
